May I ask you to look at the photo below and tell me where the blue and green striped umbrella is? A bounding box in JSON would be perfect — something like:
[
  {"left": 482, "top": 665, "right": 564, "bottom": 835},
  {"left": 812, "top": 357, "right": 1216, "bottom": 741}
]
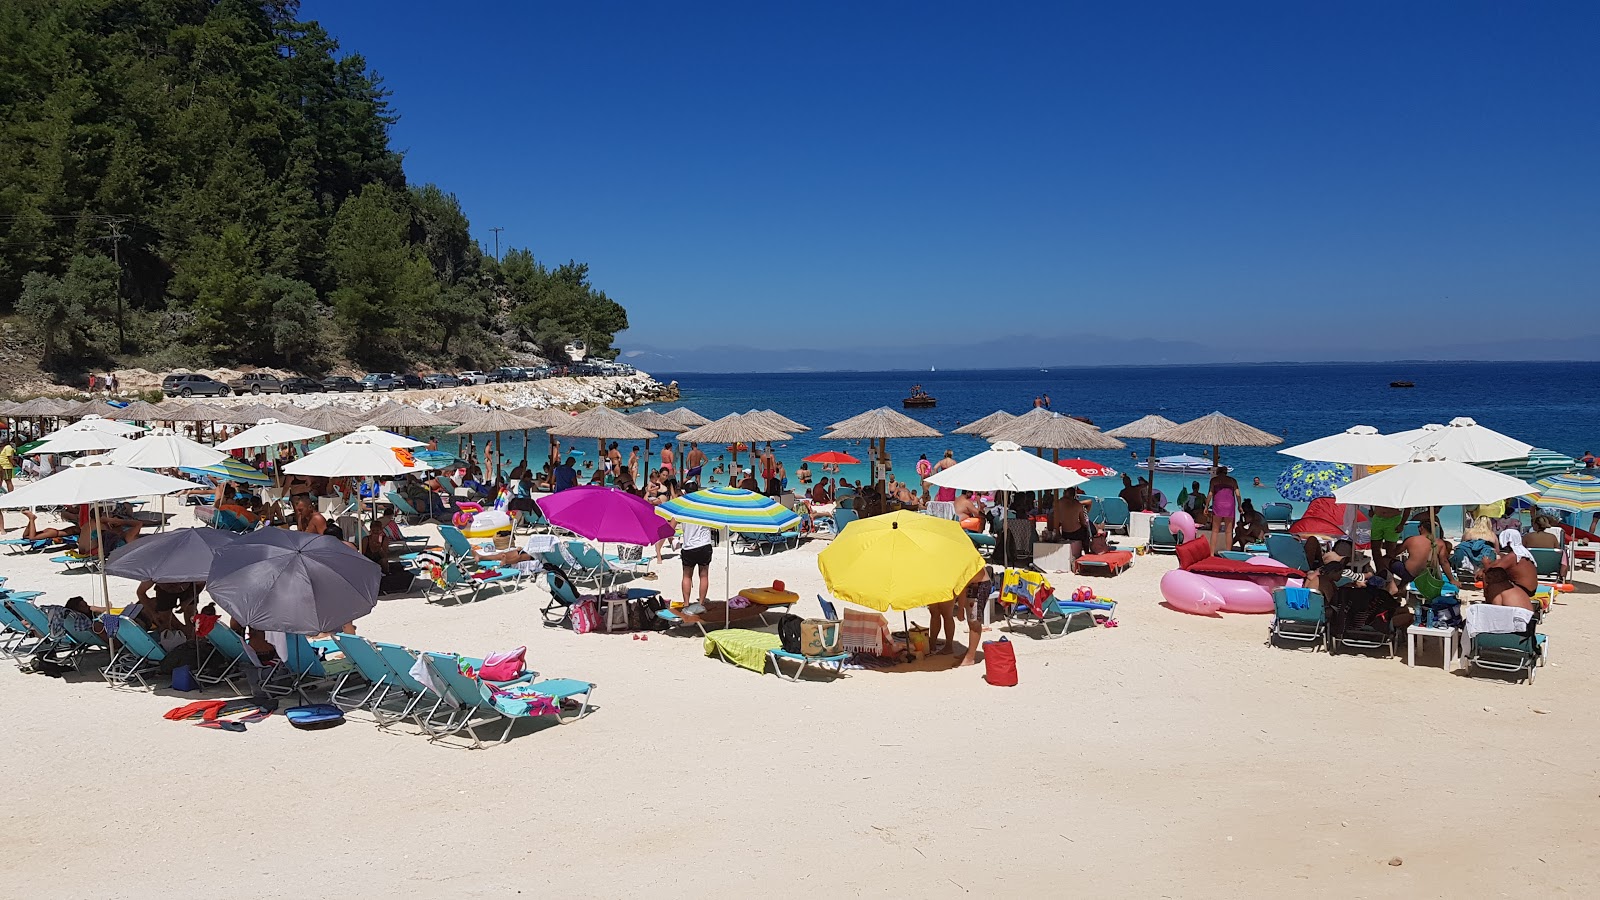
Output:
[
  {"left": 656, "top": 486, "right": 800, "bottom": 533},
  {"left": 1529, "top": 473, "right": 1600, "bottom": 515},
  {"left": 182, "top": 457, "right": 272, "bottom": 486},
  {"left": 1275, "top": 460, "right": 1353, "bottom": 502},
  {"left": 1479, "top": 449, "right": 1576, "bottom": 482}
]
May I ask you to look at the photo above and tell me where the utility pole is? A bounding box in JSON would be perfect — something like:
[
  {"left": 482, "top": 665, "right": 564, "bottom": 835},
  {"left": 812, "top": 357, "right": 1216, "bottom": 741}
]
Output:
[
  {"left": 98, "top": 217, "right": 130, "bottom": 353},
  {"left": 489, "top": 226, "right": 504, "bottom": 262}
]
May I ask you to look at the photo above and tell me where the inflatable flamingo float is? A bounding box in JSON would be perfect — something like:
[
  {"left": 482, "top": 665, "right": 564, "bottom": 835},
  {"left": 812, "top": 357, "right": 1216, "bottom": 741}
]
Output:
[{"left": 1158, "top": 511, "right": 1303, "bottom": 615}]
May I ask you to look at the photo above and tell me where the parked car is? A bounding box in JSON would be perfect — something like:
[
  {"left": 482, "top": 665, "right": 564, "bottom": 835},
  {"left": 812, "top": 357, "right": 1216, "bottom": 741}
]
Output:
[
  {"left": 457, "top": 370, "right": 489, "bottom": 385},
  {"left": 527, "top": 365, "right": 554, "bottom": 379},
  {"left": 229, "top": 373, "right": 284, "bottom": 394},
  {"left": 487, "top": 366, "right": 526, "bottom": 383},
  {"left": 422, "top": 373, "right": 460, "bottom": 389},
  {"left": 361, "top": 373, "right": 403, "bottom": 391},
  {"left": 394, "top": 373, "right": 424, "bottom": 390},
  {"left": 280, "top": 376, "right": 322, "bottom": 394},
  {"left": 319, "top": 375, "right": 362, "bottom": 392},
  {"left": 162, "top": 373, "right": 231, "bottom": 398}
]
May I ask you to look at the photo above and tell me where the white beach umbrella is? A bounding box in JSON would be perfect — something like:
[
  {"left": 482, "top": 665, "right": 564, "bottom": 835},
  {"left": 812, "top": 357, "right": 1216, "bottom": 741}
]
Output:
[
  {"left": 1333, "top": 452, "right": 1538, "bottom": 509},
  {"left": 1387, "top": 423, "right": 1445, "bottom": 444},
  {"left": 104, "top": 427, "right": 228, "bottom": 469},
  {"left": 283, "top": 436, "right": 427, "bottom": 478},
  {"left": 214, "top": 418, "right": 328, "bottom": 451},
  {"left": 48, "top": 414, "right": 145, "bottom": 437},
  {"left": 1403, "top": 416, "right": 1533, "bottom": 464},
  {"left": 29, "top": 429, "right": 133, "bottom": 455},
  {"left": 926, "top": 440, "right": 1089, "bottom": 493},
  {"left": 1279, "top": 425, "right": 1414, "bottom": 466},
  {"left": 323, "top": 425, "right": 425, "bottom": 450}
]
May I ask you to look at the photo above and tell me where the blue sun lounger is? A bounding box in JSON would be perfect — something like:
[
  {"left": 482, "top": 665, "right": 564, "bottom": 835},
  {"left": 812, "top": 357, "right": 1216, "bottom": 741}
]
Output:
[
  {"left": 420, "top": 651, "right": 593, "bottom": 748},
  {"left": 103, "top": 618, "right": 167, "bottom": 690}
]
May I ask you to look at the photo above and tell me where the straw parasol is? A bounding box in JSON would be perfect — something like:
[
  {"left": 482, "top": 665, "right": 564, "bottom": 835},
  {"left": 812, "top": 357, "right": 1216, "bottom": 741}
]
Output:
[
  {"left": 449, "top": 408, "right": 547, "bottom": 471},
  {"left": 953, "top": 410, "right": 1016, "bottom": 436},
  {"left": 293, "top": 404, "right": 362, "bottom": 436},
  {"left": 114, "top": 400, "right": 167, "bottom": 422},
  {"left": 11, "top": 397, "right": 71, "bottom": 417},
  {"left": 989, "top": 412, "right": 1124, "bottom": 459},
  {"left": 1105, "top": 414, "right": 1179, "bottom": 491},
  {"left": 364, "top": 400, "right": 455, "bottom": 430},
  {"left": 1154, "top": 412, "right": 1282, "bottom": 465},
  {"left": 748, "top": 409, "right": 810, "bottom": 432},
  {"left": 164, "top": 401, "right": 228, "bottom": 422},
  {"left": 627, "top": 409, "right": 690, "bottom": 475},
  {"left": 503, "top": 406, "right": 575, "bottom": 465},
  {"left": 77, "top": 399, "right": 129, "bottom": 418},
  {"left": 151, "top": 399, "right": 192, "bottom": 419},
  {"left": 663, "top": 407, "right": 713, "bottom": 428},
  {"left": 821, "top": 407, "right": 941, "bottom": 492},
  {"left": 213, "top": 402, "right": 281, "bottom": 425},
  {"left": 550, "top": 407, "right": 658, "bottom": 483},
  {"left": 674, "top": 413, "right": 793, "bottom": 477}
]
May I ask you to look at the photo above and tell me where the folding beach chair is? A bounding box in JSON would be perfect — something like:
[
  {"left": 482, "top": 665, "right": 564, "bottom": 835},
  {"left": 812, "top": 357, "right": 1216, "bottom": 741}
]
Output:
[
  {"left": 102, "top": 618, "right": 168, "bottom": 690},
  {"left": 1265, "top": 533, "right": 1308, "bottom": 570},
  {"left": 385, "top": 492, "right": 425, "bottom": 525},
  {"left": 1096, "top": 497, "right": 1131, "bottom": 535},
  {"left": 330, "top": 633, "right": 405, "bottom": 713},
  {"left": 0, "top": 600, "right": 45, "bottom": 659},
  {"left": 1529, "top": 547, "right": 1567, "bottom": 588},
  {"left": 421, "top": 651, "right": 593, "bottom": 748},
  {"left": 1465, "top": 606, "right": 1546, "bottom": 684},
  {"left": 198, "top": 624, "right": 254, "bottom": 693},
  {"left": 1146, "top": 516, "right": 1181, "bottom": 553},
  {"left": 1263, "top": 502, "right": 1294, "bottom": 532},
  {"left": 371, "top": 642, "right": 449, "bottom": 730},
  {"left": 1268, "top": 587, "right": 1326, "bottom": 650}
]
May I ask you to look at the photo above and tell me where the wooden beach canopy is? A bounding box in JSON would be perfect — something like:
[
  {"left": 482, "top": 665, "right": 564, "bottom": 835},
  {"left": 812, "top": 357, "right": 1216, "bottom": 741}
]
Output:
[
  {"left": 746, "top": 409, "right": 810, "bottom": 433},
  {"left": 662, "top": 407, "right": 713, "bottom": 428},
  {"left": 675, "top": 413, "right": 792, "bottom": 474},
  {"left": 1106, "top": 414, "right": 1180, "bottom": 485},
  {"left": 364, "top": 400, "right": 455, "bottom": 430},
  {"left": 549, "top": 406, "right": 658, "bottom": 456},
  {"left": 989, "top": 411, "right": 1124, "bottom": 457},
  {"left": 626, "top": 409, "right": 687, "bottom": 432},
  {"left": 953, "top": 410, "right": 1016, "bottom": 436},
  {"left": 214, "top": 402, "right": 280, "bottom": 425},
  {"left": 12, "top": 397, "right": 73, "bottom": 416},
  {"left": 114, "top": 400, "right": 168, "bottom": 422},
  {"left": 448, "top": 408, "right": 547, "bottom": 468},
  {"left": 510, "top": 406, "right": 578, "bottom": 464},
  {"left": 0, "top": 400, "right": 20, "bottom": 415},
  {"left": 164, "top": 401, "right": 229, "bottom": 422},
  {"left": 76, "top": 399, "right": 129, "bottom": 418},
  {"left": 822, "top": 407, "right": 941, "bottom": 491},
  {"left": 1154, "top": 412, "right": 1282, "bottom": 464},
  {"left": 292, "top": 404, "right": 361, "bottom": 436},
  {"left": 151, "top": 399, "right": 192, "bottom": 419}
]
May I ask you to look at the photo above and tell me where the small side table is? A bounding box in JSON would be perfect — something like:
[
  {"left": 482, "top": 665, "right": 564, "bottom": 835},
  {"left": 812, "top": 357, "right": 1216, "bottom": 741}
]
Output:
[{"left": 1406, "top": 625, "right": 1461, "bottom": 671}]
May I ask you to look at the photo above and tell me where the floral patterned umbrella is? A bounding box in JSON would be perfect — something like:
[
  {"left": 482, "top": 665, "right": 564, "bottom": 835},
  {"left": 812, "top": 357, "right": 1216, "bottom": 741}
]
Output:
[{"left": 1276, "top": 460, "right": 1353, "bottom": 502}]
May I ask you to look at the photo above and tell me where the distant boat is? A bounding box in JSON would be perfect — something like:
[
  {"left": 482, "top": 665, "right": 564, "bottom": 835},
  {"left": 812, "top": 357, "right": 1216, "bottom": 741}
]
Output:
[
  {"left": 1139, "top": 454, "right": 1228, "bottom": 475},
  {"left": 902, "top": 395, "right": 936, "bottom": 409},
  {"left": 930, "top": 366, "right": 935, "bottom": 372},
  {"left": 1390, "top": 380, "right": 1415, "bottom": 388}
]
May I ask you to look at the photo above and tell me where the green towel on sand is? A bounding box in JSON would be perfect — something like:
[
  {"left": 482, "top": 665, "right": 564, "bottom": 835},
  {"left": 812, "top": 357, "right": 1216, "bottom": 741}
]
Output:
[{"left": 705, "top": 629, "right": 782, "bottom": 673}]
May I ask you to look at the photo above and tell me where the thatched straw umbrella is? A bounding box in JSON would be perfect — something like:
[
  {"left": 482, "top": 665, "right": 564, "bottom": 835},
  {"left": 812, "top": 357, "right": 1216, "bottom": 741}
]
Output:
[
  {"left": 663, "top": 407, "right": 713, "bottom": 428},
  {"left": 448, "top": 409, "right": 546, "bottom": 478},
  {"left": 214, "top": 402, "right": 281, "bottom": 425},
  {"left": 164, "top": 401, "right": 230, "bottom": 441},
  {"left": 364, "top": 400, "right": 456, "bottom": 431},
  {"left": 990, "top": 412, "right": 1124, "bottom": 459},
  {"left": 1106, "top": 414, "right": 1180, "bottom": 491},
  {"left": 821, "top": 407, "right": 941, "bottom": 492},
  {"left": 953, "top": 410, "right": 1016, "bottom": 437},
  {"left": 627, "top": 410, "right": 688, "bottom": 476},
  {"left": 676, "top": 413, "right": 792, "bottom": 479},
  {"left": 114, "top": 400, "right": 167, "bottom": 422},
  {"left": 550, "top": 407, "right": 658, "bottom": 485},
  {"left": 293, "top": 405, "right": 362, "bottom": 437},
  {"left": 746, "top": 409, "right": 810, "bottom": 433},
  {"left": 0, "top": 400, "right": 20, "bottom": 416},
  {"left": 1153, "top": 412, "right": 1282, "bottom": 467},
  {"left": 510, "top": 406, "right": 575, "bottom": 466}
]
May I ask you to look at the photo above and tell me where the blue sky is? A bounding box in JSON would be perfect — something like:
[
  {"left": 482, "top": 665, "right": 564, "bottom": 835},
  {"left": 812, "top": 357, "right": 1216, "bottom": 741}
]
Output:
[{"left": 305, "top": 1, "right": 1598, "bottom": 354}]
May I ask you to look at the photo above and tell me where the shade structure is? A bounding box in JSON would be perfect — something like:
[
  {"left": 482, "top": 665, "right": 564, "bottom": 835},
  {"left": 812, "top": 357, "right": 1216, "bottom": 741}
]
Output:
[
  {"left": 625, "top": 409, "right": 687, "bottom": 432},
  {"left": 953, "top": 410, "right": 1016, "bottom": 437},
  {"left": 1333, "top": 453, "right": 1537, "bottom": 509},
  {"left": 511, "top": 406, "right": 578, "bottom": 428},
  {"left": 987, "top": 412, "right": 1124, "bottom": 452},
  {"left": 1106, "top": 414, "right": 1181, "bottom": 487},
  {"left": 105, "top": 526, "right": 238, "bottom": 583},
  {"left": 804, "top": 451, "right": 861, "bottom": 465},
  {"left": 826, "top": 407, "right": 941, "bottom": 439},
  {"left": 662, "top": 407, "right": 713, "bottom": 428},
  {"left": 114, "top": 400, "right": 168, "bottom": 421},
  {"left": 164, "top": 401, "right": 230, "bottom": 423},
  {"left": 0, "top": 464, "right": 198, "bottom": 508},
  {"left": 1056, "top": 459, "right": 1119, "bottom": 478},
  {"left": 675, "top": 413, "right": 791, "bottom": 445},
  {"left": 536, "top": 485, "right": 674, "bottom": 545},
  {"left": 446, "top": 408, "right": 545, "bottom": 436},
  {"left": 0, "top": 400, "right": 20, "bottom": 415},
  {"left": 1154, "top": 412, "right": 1282, "bottom": 462},
  {"left": 213, "top": 403, "right": 281, "bottom": 425},
  {"left": 1527, "top": 473, "right": 1600, "bottom": 515},
  {"left": 1387, "top": 423, "right": 1445, "bottom": 444},
  {"left": 29, "top": 429, "right": 133, "bottom": 455},
  {"left": 364, "top": 400, "right": 456, "bottom": 429},
  {"left": 1276, "top": 460, "right": 1354, "bottom": 502},
  {"left": 50, "top": 414, "right": 144, "bottom": 437},
  {"left": 105, "top": 427, "right": 228, "bottom": 469},
  {"left": 549, "top": 405, "right": 658, "bottom": 442},
  {"left": 324, "top": 425, "right": 425, "bottom": 449},
  {"left": 10, "top": 397, "right": 73, "bottom": 416},
  {"left": 656, "top": 486, "right": 801, "bottom": 533},
  {"left": 819, "top": 511, "right": 985, "bottom": 612},
  {"left": 214, "top": 418, "right": 328, "bottom": 451},
  {"left": 206, "top": 529, "right": 380, "bottom": 634},
  {"left": 182, "top": 456, "right": 273, "bottom": 486},
  {"left": 747, "top": 409, "right": 810, "bottom": 432},
  {"left": 1279, "top": 425, "right": 1413, "bottom": 466},
  {"left": 151, "top": 399, "right": 193, "bottom": 418},
  {"left": 1404, "top": 416, "right": 1533, "bottom": 464},
  {"left": 926, "top": 441, "right": 1089, "bottom": 493},
  {"left": 292, "top": 405, "right": 363, "bottom": 435},
  {"left": 283, "top": 436, "right": 426, "bottom": 478},
  {"left": 1479, "top": 449, "right": 1577, "bottom": 483}
]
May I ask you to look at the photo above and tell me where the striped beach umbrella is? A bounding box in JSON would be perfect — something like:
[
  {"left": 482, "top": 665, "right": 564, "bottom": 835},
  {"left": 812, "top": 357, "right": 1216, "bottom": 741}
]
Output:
[
  {"left": 1528, "top": 473, "right": 1600, "bottom": 515},
  {"left": 656, "top": 486, "right": 800, "bottom": 533},
  {"left": 1479, "top": 449, "right": 1576, "bottom": 483},
  {"left": 1276, "top": 460, "right": 1354, "bottom": 502},
  {"left": 183, "top": 456, "right": 272, "bottom": 486}
]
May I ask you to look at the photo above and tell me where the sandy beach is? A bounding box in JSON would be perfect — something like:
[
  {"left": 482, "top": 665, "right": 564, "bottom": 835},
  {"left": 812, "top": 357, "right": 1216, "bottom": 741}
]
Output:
[{"left": 2, "top": 503, "right": 1596, "bottom": 899}]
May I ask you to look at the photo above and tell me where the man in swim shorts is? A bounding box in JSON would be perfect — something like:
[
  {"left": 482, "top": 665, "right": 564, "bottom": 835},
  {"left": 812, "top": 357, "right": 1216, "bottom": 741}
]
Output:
[
  {"left": 957, "top": 567, "right": 993, "bottom": 667},
  {"left": 680, "top": 522, "right": 714, "bottom": 608},
  {"left": 1369, "top": 506, "right": 1404, "bottom": 576}
]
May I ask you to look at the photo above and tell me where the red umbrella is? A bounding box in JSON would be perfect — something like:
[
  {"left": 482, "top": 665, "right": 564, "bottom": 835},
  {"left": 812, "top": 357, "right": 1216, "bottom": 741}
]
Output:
[
  {"left": 1056, "top": 458, "right": 1119, "bottom": 478},
  {"left": 804, "top": 451, "right": 861, "bottom": 465}
]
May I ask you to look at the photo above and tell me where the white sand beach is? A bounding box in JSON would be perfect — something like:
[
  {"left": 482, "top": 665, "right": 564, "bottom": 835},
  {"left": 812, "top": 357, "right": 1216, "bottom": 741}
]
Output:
[{"left": 3, "top": 505, "right": 1596, "bottom": 898}]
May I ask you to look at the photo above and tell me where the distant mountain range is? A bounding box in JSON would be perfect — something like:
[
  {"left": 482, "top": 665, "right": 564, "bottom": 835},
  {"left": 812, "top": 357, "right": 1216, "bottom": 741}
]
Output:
[{"left": 618, "top": 333, "right": 1600, "bottom": 373}]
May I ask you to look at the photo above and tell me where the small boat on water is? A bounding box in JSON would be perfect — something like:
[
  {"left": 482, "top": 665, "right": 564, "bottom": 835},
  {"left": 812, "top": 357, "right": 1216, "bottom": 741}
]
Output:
[
  {"left": 903, "top": 384, "right": 936, "bottom": 408},
  {"left": 1139, "top": 454, "right": 1230, "bottom": 475},
  {"left": 1390, "top": 380, "right": 1415, "bottom": 388}
]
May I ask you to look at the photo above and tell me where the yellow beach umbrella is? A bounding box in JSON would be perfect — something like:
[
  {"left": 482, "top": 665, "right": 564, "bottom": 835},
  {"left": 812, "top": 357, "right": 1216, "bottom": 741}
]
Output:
[{"left": 818, "top": 511, "right": 984, "bottom": 611}]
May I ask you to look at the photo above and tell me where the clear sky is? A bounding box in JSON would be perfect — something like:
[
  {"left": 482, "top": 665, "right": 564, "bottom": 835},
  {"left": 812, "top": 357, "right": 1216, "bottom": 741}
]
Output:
[{"left": 304, "top": 1, "right": 1598, "bottom": 353}]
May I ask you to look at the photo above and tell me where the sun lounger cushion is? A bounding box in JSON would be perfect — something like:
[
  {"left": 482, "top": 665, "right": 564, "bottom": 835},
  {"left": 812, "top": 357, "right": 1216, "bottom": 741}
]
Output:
[
  {"left": 704, "top": 628, "right": 782, "bottom": 673},
  {"left": 1074, "top": 550, "right": 1133, "bottom": 575},
  {"left": 1175, "top": 538, "right": 1214, "bottom": 571},
  {"left": 1188, "top": 557, "right": 1303, "bottom": 577}
]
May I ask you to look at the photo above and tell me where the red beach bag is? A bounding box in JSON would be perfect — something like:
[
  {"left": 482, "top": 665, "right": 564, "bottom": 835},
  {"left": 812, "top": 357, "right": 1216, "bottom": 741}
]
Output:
[{"left": 983, "top": 638, "right": 1018, "bottom": 686}]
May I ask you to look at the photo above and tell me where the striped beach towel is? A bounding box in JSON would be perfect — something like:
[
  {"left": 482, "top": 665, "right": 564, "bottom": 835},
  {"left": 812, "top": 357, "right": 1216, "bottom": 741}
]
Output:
[{"left": 840, "top": 608, "right": 890, "bottom": 655}]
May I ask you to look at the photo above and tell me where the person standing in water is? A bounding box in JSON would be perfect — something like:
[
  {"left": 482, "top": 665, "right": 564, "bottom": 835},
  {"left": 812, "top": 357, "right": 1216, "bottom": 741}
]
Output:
[{"left": 1207, "top": 465, "right": 1240, "bottom": 553}]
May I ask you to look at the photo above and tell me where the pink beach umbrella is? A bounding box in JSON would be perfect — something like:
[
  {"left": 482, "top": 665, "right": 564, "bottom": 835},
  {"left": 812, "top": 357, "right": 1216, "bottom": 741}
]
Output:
[{"left": 535, "top": 485, "right": 674, "bottom": 546}]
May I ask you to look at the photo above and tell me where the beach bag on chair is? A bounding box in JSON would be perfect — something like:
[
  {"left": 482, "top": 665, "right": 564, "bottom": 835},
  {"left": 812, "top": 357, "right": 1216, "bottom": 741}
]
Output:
[
  {"left": 983, "top": 637, "right": 1018, "bottom": 686},
  {"left": 571, "top": 599, "right": 599, "bottom": 635},
  {"left": 800, "top": 619, "right": 842, "bottom": 656},
  {"left": 480, "top": 647, "right": 526, "bottom": 681}
]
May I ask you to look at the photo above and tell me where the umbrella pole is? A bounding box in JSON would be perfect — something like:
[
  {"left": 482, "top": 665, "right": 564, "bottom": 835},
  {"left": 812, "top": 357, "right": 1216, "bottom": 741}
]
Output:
[
  {"left": 94, "top": 501, "right": 110, "bottom": 609},
  {"left": 724, "top": 525, "right": 733, "bottom": 629}
]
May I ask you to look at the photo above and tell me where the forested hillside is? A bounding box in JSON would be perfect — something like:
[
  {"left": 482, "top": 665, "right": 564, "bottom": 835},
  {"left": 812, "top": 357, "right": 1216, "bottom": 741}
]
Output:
[{"left": 0, "top": 0, "right": 627, "bottom": 374}]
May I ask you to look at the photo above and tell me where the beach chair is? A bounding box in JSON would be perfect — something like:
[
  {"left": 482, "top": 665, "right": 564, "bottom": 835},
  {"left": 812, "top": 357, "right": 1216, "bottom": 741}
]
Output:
[
  {"left": 425, "top": 562, "right": 517, "bottom": 605},
  {"left": 1465, "top": 608, "right": 1546, "bottom": 684},
  {"left": 330, "top": 633, "right": 406, "bottom": 712},
  {"left": 1001, "top": 584, "right": 1116, "bottom": 639},
  {"left": 102, "top": 618, "right": 168, "bottom": 690},
  {"left": 1265, "top": 533, "right": 1308, "bottom": 571},
  {"left": 420, "top": 651, "right": 594, "bottom": 748},
  {"left": 57, "top": 608, "right": 110, "bottom": 668},
  {"left": 1096, "top": 497, "right": 1131, "bottom": 535},
  {"left": 829, "top": 508, "right": 859, "bottom": 534},
  {"left": 0, "top": 601, "right": 45, "bottom": 659},
  {"left": 385, "top": 492, "right": 425, "bottom": 525},
  {"left": 5, "top": 600, "right": 70, "bottom": 665},
  {"left": 371, "top": 642, "right": 449, "bottom": 729},
  {"left": 1268, "top": 587, "right": 1326, "bottom": 650},
  {"left": 1529, "top": 547, "right": 1566, "bottom": 587},
  {"left": 198, "top": 624, "right": 254, "bottom": 693},
  {"left": 1399, "top": 520, "right": 1422, "bottom": 540},
  {"left": 1263, "top": 502, "right": 1294, "bottom": 532},
  {"left": 732, "top": 530, "right": 801, "bottom": 555},
  {"left": 542, "top": 570, "right": 582, "bottom": 627},
  {"left": 1146, "top": 516, "right": 1180, "bottom": 553},
  {"left": 1325, "top": 586, "right": 1397, "bottom": 658},
  {"left": 261, "top": 634, "right": 339, "bottom": 703}
]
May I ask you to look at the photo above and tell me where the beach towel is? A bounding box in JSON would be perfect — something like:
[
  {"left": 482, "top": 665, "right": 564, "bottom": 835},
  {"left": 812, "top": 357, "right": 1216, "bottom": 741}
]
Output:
[
  {"left": 1463, "top": 603, "right": 1533, "bottom": 642},
  {"left": 840, "top": 608, "right": 890, "bottom": 655},
  {"left": 704, "top": 629, "right": 782, "bottom": 673},
  {"left": 927, "top": 501, "right": 958, "bottom": 521}
]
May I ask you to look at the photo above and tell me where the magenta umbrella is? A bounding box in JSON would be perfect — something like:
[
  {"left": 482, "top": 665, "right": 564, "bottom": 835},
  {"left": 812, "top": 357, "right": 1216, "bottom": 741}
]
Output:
[{"left": 535, "top": 485, "right": 674, "bottom": 545}]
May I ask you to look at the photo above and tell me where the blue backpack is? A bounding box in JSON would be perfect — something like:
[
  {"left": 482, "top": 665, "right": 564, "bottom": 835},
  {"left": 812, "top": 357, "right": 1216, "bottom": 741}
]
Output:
[{"left": 284, "top": 704, "right": 345, "bottom": 730}]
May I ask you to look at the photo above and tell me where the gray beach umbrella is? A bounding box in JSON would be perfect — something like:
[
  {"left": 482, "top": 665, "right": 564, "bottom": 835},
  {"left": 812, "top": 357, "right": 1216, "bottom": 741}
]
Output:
[
  {"left": 205, "top": 528, "right": 380, "bottom": 634},
  {"left": 106, "top": 527, "right": 239, "bottom": 583}
]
